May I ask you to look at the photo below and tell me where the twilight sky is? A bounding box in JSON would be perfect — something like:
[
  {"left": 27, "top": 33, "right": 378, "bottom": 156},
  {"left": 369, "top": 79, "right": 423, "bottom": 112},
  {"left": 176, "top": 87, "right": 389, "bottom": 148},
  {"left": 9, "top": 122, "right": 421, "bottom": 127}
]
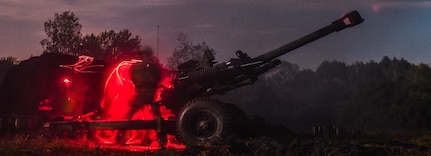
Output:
[{"left": 0, "top": 0, "right": 430, "bottom": 69}]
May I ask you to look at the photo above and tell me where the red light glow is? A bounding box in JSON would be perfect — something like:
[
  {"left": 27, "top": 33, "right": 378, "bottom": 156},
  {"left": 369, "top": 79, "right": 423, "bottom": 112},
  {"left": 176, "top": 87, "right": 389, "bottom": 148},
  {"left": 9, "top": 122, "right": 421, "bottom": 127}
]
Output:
[
  {"left": 59, "top": 55, "right": 104, "bottom": 73},
  {"left": 95, "top": 60, "right": 183, "bottom": 150},
  {"left": 63, "top": 78, "right": 72, "bottom": 86}
]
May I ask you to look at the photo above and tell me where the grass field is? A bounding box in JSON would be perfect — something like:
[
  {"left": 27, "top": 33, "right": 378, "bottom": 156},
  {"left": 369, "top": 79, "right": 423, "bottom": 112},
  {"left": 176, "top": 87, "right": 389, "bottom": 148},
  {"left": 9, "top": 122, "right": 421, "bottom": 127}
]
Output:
[{"left": 1, "top": 131, "right": 431, "bottom": 155}]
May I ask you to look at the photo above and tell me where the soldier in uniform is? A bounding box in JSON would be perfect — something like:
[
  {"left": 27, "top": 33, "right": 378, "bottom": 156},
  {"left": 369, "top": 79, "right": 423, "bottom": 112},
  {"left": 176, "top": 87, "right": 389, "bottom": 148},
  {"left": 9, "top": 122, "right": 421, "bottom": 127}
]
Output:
[
  {"left": 128, "top": 46, "right": 161, "bottom": 117},
  {"left": 128, "top": 46, "right": 166, "bottom": 146}
]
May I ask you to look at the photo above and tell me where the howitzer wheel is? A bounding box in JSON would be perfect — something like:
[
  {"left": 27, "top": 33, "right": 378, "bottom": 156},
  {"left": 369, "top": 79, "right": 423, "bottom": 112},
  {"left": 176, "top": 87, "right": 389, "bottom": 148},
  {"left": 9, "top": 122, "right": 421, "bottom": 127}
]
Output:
[{"left": 176, "top": 98, "right": 233, "bottom": 146}]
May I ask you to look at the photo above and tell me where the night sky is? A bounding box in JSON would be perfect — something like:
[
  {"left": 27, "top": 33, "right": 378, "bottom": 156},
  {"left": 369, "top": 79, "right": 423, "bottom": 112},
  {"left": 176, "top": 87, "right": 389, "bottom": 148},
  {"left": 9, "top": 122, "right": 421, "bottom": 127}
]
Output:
[{"left": 1, "top": 0, "right": 430, "bottom": 70}]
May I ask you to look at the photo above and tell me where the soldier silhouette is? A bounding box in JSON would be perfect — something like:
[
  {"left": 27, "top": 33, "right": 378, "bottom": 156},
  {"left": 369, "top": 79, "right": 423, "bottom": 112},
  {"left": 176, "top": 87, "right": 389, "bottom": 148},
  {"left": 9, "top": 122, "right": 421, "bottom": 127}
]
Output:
[{"left": 128, "top": 46, "right": 166, "bottom": 146}]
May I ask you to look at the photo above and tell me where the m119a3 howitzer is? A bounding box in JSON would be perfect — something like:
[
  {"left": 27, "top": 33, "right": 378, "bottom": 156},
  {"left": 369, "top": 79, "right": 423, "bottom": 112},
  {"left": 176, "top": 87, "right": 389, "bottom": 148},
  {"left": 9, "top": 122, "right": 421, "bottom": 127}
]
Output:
[
  {"left": 160, "top": 10, "right": 364, "bottom": 145},
  {"left": 170, "top": 11, "right": 363, "bottom": 100},
  {"left": 47, "top": 10, "right": 363, "bottom": 147}
]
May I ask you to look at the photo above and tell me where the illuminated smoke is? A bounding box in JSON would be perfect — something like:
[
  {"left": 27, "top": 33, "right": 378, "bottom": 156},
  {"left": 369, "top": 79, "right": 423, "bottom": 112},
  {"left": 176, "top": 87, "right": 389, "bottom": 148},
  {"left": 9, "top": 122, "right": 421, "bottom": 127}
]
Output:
[{"left": 95, "top": 59, "right": 183, "bottom": 149}]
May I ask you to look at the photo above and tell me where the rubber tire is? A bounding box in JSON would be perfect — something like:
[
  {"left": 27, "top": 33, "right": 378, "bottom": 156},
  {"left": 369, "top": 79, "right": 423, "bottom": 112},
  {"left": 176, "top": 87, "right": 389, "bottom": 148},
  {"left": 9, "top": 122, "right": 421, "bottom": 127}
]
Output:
[{"left": 177, "top": 98, "right": 232, "bottom": 146}]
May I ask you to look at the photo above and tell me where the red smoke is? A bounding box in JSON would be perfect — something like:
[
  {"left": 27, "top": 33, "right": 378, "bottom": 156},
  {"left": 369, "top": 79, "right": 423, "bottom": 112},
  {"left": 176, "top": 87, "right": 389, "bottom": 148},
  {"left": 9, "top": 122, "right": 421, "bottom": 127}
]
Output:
[{"left": 95, "top": 60, "right": 183, "bottom": 150}]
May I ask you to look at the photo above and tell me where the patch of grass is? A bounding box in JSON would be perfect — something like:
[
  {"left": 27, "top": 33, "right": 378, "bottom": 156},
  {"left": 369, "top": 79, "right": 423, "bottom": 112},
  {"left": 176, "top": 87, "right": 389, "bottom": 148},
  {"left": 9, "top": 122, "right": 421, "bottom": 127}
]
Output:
[
  {"left": 1, "top": 131, "right": 431, "bottom": 155},
  {"left": 0, "top": 135, "right": 182, "bottom": 156}
]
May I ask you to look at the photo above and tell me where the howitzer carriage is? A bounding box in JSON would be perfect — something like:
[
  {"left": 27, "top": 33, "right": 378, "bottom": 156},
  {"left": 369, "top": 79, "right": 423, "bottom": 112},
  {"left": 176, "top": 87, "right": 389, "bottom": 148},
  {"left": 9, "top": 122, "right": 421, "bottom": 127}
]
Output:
[{"left": 1, "top": 11, "right": 363, "bottom": 146}]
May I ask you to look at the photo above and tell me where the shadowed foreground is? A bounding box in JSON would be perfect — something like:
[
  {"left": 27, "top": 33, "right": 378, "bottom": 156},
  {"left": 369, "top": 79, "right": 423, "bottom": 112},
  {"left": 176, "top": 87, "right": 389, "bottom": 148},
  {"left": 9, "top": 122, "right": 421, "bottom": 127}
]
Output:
[{"left": 1, "top": 131, "right": 430, "bottom": 156}]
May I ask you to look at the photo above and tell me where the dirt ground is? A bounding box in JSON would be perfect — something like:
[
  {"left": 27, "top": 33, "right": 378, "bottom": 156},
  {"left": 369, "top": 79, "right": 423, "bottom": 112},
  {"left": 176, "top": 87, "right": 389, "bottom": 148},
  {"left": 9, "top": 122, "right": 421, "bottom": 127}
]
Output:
[{"left": 1, "top": 131, "right": 430, "bottom": 156}]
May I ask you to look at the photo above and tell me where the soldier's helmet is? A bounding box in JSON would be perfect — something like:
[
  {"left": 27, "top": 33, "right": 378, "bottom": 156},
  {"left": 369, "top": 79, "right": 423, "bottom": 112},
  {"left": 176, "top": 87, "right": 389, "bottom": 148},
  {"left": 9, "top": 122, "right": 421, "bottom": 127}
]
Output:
[{"left": 136, "top": 46, "right": 154, "bottom": 59}]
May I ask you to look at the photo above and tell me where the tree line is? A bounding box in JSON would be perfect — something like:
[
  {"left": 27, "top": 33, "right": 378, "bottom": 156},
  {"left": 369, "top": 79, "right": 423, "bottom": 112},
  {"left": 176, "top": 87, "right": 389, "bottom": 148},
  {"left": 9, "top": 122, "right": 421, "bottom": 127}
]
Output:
[
  {"left": 219, "top": 57, "right": 431, "bottom": 131},
  {"left": 39, "top": 11, "right": 212, "bottom": 68},
  {"left": 40, "top": 11, "right": 141, "bottom": 63}
]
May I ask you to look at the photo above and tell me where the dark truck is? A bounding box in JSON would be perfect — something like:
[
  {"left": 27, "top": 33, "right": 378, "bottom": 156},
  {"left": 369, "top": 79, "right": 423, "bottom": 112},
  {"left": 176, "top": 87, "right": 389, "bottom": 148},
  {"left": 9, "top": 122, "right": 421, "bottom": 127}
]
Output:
[{"left": 0, "top": 11, "right": 363, "bottom": 146}]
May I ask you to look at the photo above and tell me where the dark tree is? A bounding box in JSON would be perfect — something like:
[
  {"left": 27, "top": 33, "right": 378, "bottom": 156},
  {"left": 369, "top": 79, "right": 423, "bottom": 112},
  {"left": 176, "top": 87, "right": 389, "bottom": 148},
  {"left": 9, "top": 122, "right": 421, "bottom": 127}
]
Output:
[
  {"left": 81, "top": 34, "right": 104, "bottom": 59},
  {"left": 0, "top": 56, "right": 17, "bottom": 87},
  {"left": 40, "top": 11, "right": 83, "bottom": 55},
  {"left": 98, "top": 29, "right": 141, "bottom": 62},
  {"left": 166, "top": 33, "right": 215, "bottom": 70},
  {"left": 81, "top": 30, "right": 141, "bottom": 62},
  {"left": 41, "top": 11, "right": 142, "bottom": 62}
]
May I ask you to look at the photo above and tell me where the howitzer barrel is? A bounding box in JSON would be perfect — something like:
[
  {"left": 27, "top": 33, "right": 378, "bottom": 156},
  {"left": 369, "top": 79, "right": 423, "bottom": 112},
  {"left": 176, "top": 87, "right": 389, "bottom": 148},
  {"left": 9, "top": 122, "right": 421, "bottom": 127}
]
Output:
[{"left": 254, "top": 10, "right": 364, "bottom": 63}]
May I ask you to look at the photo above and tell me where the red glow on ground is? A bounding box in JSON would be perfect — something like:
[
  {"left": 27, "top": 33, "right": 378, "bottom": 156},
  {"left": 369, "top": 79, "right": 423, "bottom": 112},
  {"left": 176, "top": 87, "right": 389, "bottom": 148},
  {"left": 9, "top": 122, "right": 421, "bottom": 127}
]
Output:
[
  {"left": 95, "top": 60, "right": 184, "bottom": 150},
  {"left": 88, "top": 143, "right": 185, "bottom": 152}
]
